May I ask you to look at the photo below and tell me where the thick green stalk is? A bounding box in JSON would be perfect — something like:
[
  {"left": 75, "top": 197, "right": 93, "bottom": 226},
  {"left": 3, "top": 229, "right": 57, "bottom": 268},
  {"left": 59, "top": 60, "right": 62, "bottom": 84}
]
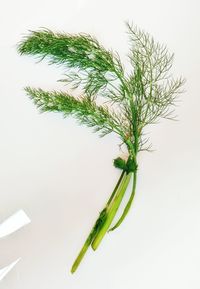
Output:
[
  {"left": 91, "top": 172, "right": 132, "bottom": 250},
  {"left": 109, "top": 169, "right": 137, "bottom": 231},
  {"left": 107, "top": 169, "right": 126, "bottom": 206}
]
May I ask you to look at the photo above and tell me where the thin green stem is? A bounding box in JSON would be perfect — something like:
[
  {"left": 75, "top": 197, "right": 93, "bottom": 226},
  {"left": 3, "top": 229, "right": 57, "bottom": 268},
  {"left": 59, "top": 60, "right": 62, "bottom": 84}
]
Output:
[
  {"left": 71, "top": 227, "right": 96, "bottom": 273},
  {"left": 71, "top": 206, "right": 107, "bottom": 273},
  {"left": 91, "top": 172, "right": 132, "bottom": 250},
  {"left": 109, "top": 169, "right": 137, "bottom": 231},
  {"left": 71, "top": 168, "right": 126, "bottom": 273}
]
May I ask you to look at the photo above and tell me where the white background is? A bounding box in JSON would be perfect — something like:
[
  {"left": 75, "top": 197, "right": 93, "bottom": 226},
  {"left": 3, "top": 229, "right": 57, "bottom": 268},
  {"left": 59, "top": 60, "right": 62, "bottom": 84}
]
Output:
[{"left": 0, "top": 0, "right": 200, "bottom": 288}]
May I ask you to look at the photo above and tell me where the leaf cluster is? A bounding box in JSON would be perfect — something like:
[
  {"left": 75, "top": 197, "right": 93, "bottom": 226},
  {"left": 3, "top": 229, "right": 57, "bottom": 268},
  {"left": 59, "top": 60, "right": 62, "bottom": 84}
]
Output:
[
  {"left": 113, "top": 157, "right": 137, "bottom": 173},
  {"left": 18, "top": 24, "right": 185, "bottom": 152}
]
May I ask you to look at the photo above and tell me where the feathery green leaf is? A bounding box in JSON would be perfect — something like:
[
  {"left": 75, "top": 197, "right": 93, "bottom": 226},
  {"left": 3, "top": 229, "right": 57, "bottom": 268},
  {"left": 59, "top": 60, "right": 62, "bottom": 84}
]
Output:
[{"left": 25, "top": 87, "right": 124, "bottom": 137}]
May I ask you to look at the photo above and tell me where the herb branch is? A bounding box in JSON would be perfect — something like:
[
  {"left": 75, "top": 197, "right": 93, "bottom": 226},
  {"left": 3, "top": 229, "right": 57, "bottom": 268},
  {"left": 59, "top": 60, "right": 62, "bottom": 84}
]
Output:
[{"left": 18, "top": 23, "right": 185, "bottom": 273}]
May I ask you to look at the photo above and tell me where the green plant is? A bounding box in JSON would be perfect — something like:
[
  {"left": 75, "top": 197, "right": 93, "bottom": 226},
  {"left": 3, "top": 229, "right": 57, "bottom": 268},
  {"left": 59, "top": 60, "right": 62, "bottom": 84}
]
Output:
[{"left": 18, "top": 23, "right": 185, "bottom": 273}]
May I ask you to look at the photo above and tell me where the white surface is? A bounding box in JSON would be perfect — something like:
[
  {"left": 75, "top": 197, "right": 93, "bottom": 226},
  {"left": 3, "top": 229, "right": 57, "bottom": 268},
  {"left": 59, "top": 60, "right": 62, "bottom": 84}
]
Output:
[
  {"left": 0, "top": 210, "right": 31, "bottom": 238},
  {"left": 0, "top": 0, "right": 200, "bottom": 288},
  {"left": 0, "top": 259, "right": 21, "bottom": 282}
]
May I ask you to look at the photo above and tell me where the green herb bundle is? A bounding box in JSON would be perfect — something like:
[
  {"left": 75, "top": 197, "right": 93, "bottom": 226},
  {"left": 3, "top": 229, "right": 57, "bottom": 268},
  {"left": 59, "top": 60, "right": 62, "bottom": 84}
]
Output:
[{"left": 18, "top": 23, "right": 184, "bottom": 273}]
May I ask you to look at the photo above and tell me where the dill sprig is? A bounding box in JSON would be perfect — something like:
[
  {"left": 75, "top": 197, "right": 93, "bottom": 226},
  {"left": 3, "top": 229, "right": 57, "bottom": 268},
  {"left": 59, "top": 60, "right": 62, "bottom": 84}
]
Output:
[{"left": 18, "top": 23, "right": 185, "bottom": 273}]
